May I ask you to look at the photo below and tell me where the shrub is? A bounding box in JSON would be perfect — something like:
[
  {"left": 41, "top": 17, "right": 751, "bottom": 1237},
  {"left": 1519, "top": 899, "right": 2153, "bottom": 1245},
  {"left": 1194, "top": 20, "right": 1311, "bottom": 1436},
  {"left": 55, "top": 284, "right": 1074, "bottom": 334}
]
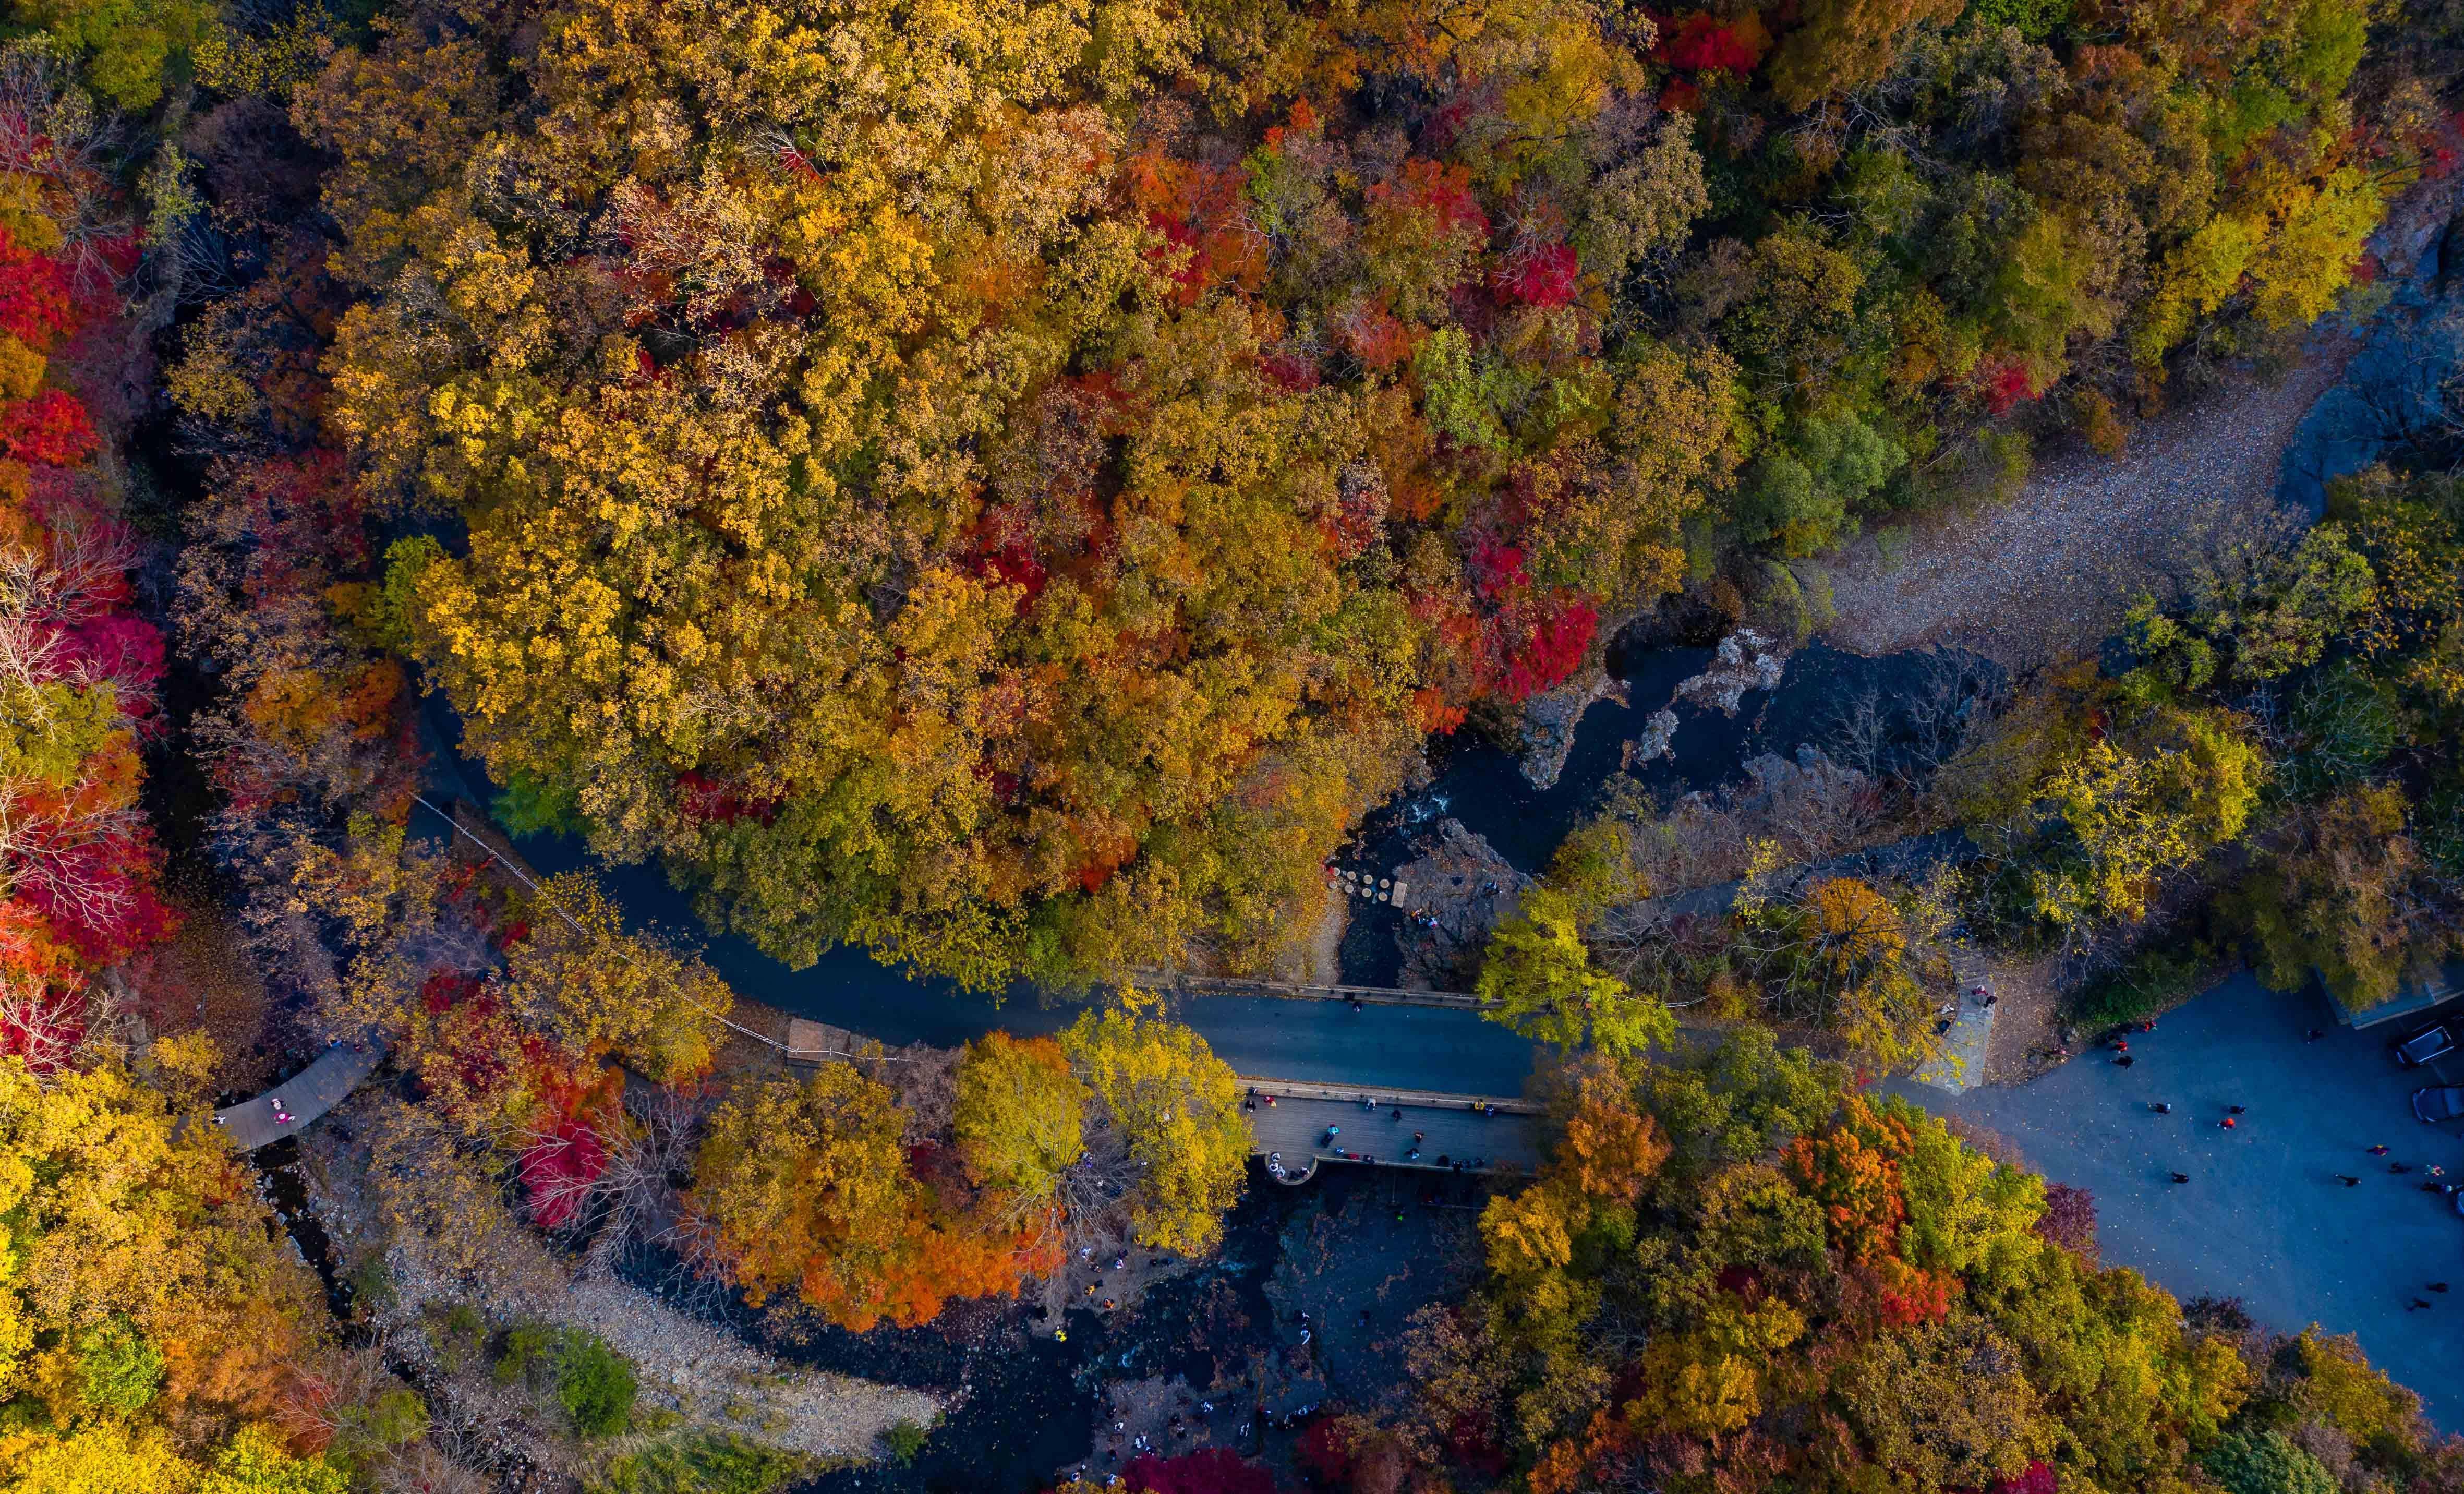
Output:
[
  {"left": 557, "top": 1334, "right": 637, "bottom": 1439},
  {"left": 2204, "top": 1431, "right": 2339, "bottom": 1494},
  {"left": 348, "top": 1255, "right": 398, "bottom": 1314},
  {"left": 2070, "top": 947, "right": 2210, "bottom": 1030},
  {"left": 883, "top": 1418, "right": 929, "bottom": 1466},
  {"left": 593, "top": 1432, "right": 806, "bottom": 1494},
  {"left": 494, "top": 1322, "right": 636, "bottom": 1439}
]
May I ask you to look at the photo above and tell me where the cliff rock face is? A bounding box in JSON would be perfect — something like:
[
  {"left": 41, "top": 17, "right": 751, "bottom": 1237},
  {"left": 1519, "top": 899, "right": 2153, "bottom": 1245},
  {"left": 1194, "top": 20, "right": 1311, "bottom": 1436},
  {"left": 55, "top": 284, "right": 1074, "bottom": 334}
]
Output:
[{"left": 1391, "top": 818, "right": 1534, "bottom": 991}]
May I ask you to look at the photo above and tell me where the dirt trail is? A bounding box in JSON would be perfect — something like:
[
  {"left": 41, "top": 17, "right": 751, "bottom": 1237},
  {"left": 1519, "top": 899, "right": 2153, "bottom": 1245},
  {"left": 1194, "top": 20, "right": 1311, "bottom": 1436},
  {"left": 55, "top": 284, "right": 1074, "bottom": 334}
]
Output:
[{"left": 1824, "top": 178, "right": 2462, "bottom": 673}]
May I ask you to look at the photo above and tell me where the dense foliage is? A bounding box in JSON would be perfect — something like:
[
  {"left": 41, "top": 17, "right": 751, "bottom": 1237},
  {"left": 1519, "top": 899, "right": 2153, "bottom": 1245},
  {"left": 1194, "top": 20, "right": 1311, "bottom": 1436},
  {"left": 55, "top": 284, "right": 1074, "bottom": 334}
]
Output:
[
  {"left": 680, "top": 1008, "right": 1247, "bottom": 1330},
  {"left": 0, "top": 0, "right": 2447, "bottom": 1483},
  {"left": 130, "top": 0, "right": 2403, "bottom": 992},
  {"left": 1345, "top": 1035, "right": 2459, "bottom": 1494}
]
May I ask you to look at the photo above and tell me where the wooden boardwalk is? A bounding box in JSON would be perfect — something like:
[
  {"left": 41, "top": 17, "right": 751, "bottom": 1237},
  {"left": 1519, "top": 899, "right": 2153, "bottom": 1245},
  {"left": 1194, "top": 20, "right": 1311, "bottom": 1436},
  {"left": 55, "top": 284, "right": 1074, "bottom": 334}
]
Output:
[{"left": 212, "top": 1037, "right": 388, "bottom": 1151}]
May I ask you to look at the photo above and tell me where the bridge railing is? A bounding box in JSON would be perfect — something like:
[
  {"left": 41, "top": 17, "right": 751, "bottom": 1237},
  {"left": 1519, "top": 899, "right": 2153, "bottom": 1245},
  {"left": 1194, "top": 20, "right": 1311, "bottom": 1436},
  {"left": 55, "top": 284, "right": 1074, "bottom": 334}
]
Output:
[
  {"left": 1144, "top": 971, "right": 1495, "bottom": 1010},
  {"left": 1237, "top": 1075, "right": 1542, "bottom": 1114}
]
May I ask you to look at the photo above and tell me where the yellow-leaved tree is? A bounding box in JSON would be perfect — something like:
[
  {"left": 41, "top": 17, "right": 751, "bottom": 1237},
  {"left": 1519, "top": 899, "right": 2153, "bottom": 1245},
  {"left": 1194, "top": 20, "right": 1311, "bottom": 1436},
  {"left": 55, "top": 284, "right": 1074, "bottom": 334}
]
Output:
[{"left": 1057, "top": 1009, "right": 1248, "bottom": 1255}]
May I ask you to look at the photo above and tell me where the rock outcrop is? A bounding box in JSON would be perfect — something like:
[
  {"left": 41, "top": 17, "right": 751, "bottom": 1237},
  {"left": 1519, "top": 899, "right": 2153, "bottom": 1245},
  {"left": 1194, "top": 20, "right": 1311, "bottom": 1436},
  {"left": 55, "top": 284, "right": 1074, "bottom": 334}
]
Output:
[
  {"left": 1516, "top": 666, "right": 1628, "bottom": 789},
  {"left": 1391, "top": 818, "right": 1535, "bottom": 990}
]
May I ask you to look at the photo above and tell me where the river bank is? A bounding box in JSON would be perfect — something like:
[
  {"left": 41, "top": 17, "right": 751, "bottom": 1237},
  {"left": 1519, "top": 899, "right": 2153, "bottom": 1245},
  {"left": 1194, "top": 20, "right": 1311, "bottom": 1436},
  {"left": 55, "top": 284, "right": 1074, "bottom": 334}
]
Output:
[
  {"left": 1823, "top": 166, "right": 2464, "bottom": 671},
  {"left": 609, "top": 1160, "right": 1495, "bottom": 1494}
]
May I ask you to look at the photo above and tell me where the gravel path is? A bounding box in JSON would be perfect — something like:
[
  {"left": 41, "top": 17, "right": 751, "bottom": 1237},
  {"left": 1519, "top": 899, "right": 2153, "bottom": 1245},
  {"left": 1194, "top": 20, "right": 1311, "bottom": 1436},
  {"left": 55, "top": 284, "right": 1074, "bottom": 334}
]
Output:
[
  {"left": 1823, "top": 367, "right": 2343, "bottom": 671},
  {"left": 1827, "top": 177, "right": 2463, "bottom": 673}
]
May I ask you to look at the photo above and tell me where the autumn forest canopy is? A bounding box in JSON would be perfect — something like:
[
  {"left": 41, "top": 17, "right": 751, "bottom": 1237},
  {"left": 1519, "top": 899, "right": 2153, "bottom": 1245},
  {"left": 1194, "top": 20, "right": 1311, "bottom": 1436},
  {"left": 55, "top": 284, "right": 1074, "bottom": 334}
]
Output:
[
  {"left": 0, "top": 0, "right": 2461, "bottom": 1485},
  {"left": 129, "top": 0, "right": 2400, "bottom": 992}
]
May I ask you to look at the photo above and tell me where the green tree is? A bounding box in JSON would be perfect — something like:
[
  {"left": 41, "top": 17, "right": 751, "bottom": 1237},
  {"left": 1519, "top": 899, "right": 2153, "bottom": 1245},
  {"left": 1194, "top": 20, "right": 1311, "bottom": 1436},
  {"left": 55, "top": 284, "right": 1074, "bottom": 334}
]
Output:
[
  {"left": 2204, "top": 1431, "right": 2340, "bottom": 1494},
  {"left": 1479, "top": 886, "right": 1673, "bottom": 1056},
  {"left": 13, "top": 0, "right": 211, "bottom": 110},
  {"left": 71, "top": 1319, "right": 163, "bottom": 1414},
  {"left": 196, "top": 1424, "right": 350, "bottom": 1494}
]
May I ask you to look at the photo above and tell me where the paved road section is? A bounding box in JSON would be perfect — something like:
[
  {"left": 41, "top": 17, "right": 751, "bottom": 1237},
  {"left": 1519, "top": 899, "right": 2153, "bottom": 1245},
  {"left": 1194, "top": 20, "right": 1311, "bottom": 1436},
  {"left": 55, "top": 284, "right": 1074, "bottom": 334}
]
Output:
[
  {"left": 214, "top": 1038, "right": 388, "bottom": 1151},
  {"left": 1891, "top": 972, "right": 2464, "bottom": 1431},
  {"left": 1182, "top": 997, "right": 1543, "bottom": 1097}
]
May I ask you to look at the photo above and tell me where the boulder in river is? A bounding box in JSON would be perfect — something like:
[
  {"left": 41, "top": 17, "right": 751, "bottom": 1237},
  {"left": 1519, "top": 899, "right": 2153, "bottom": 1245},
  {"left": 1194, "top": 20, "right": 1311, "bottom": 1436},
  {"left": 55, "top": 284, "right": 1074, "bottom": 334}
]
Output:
[
  {"left": 1391, "top": 818, "right": 1534, "bottom": 991},
  {"left": 1516, "top": 666, "right": 1629, "bottom": 789}
]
